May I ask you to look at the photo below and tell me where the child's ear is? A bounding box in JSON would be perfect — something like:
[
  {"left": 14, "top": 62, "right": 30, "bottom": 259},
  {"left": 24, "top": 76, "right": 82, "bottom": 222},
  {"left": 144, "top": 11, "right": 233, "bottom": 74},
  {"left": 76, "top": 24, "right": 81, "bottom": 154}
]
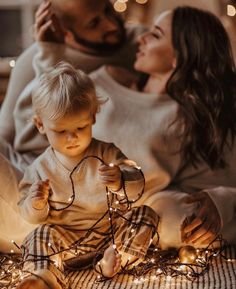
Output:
[{"left": 33, "top": 115, "right": 45, "bottom": 134}]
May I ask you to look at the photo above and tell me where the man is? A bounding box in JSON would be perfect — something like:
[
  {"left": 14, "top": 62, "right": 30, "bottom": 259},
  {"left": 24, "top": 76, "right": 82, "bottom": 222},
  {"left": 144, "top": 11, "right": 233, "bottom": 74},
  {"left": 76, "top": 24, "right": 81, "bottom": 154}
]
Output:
[
  {"left": 0, "top": 0, "right": 146, "bottom": 144},
  {"left": 0, "top": 0, "right": 146, "bottom": 253}
]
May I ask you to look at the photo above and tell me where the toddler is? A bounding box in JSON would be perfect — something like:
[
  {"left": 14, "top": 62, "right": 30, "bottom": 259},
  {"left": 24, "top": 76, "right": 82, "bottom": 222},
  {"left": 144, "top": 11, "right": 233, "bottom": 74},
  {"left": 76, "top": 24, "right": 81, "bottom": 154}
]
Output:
[{"left": 17, "top": 62, "right": 159, "bottom": 289}]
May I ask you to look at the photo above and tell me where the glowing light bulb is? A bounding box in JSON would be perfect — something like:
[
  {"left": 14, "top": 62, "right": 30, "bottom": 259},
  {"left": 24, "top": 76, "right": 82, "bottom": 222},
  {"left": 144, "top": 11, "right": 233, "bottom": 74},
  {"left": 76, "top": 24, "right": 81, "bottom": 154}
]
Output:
[
  {"left": 136, "top": 0, "right": 148, "bottom": 4},
  {"left": 54, "top": 260, "right": 59, "bottom": 267},
  {"left": 9, "top": 60, "right": 16, "bottom": 68},
  {"left": 109, "top": 163, "right": 114, "bottom": 167},
  {"left": 151, "top": 275, "right": 157, "bottom": 280},
  {"left": 227, "top": 4, "right": 236, "bottom": 16},
  {"left": 114, "top": 1, "right": 127, "bottom": 12}
]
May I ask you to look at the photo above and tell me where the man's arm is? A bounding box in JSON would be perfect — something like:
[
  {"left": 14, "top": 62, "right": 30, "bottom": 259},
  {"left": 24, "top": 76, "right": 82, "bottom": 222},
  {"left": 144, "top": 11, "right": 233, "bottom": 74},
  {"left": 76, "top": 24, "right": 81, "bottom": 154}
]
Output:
[{"left": 0, "top": 43, "right": 38, "bottom": 144}]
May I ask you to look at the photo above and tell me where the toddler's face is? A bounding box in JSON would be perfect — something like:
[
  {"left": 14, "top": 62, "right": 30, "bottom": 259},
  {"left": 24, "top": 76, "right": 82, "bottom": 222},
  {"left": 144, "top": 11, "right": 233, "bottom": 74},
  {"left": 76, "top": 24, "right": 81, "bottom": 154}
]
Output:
[{"left": 40, "top": 109, "right": 94, "bottom": 159}]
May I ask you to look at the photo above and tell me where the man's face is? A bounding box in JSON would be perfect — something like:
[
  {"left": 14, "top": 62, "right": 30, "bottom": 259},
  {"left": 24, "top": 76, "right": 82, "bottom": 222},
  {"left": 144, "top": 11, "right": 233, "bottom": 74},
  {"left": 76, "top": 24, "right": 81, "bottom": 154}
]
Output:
[{"left": 64, "top": 0, "right": 126, "bottom": 53}]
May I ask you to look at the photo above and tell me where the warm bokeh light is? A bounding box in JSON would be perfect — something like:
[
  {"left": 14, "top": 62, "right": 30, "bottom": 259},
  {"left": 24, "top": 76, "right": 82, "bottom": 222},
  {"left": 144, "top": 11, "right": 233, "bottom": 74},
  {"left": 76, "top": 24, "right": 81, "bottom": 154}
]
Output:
[
  {"left": 227, "top": 4, "right": 236, "bottom": 16},
  {"left": 135, "top": 0, "right": 148, "bottom": 4},
  {"left": 117, "top": 0, "right": 128, "bottom": 3},
  {"left": 114, "top": 1, "right": 127, "bottom": 12},
  {"left": 9, "top": 60, "right": 16, "bottom": 68}
]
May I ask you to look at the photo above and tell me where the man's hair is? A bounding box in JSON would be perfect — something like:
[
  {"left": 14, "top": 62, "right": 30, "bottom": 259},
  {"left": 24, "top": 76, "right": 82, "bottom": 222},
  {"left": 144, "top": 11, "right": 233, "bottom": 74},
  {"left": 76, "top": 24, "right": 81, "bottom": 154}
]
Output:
[{"left": 32, "top": 61, "right": 102, "bottom": 120}]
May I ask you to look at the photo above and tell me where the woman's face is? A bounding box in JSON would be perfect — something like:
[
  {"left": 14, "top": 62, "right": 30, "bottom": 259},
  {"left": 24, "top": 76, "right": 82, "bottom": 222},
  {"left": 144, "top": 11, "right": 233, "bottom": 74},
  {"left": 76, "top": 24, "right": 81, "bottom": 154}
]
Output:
[{"left": 134, "top": 11, "right": 176, "bottom": 76}]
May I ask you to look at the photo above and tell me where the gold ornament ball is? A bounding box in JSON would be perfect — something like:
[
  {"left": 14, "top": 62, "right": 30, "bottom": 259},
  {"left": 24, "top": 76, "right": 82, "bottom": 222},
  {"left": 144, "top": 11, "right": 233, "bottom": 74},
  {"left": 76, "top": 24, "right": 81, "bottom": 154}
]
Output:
[{"left": 179, "top": 246, "right": 197, "bottom": 264}]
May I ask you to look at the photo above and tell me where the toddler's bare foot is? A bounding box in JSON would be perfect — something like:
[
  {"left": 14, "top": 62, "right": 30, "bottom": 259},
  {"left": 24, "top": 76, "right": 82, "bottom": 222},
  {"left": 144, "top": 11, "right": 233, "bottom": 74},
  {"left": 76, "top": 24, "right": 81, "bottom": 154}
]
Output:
[
  {"left": 96, "top": 246, "right": 121, "bottom": 278},
  {"left": 16, "top": 276, "right": 51, "bottom": 289}
]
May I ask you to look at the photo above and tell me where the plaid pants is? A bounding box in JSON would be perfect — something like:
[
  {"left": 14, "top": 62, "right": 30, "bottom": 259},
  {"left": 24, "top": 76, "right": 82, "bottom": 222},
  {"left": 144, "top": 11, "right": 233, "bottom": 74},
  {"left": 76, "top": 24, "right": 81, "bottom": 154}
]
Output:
[{"left": 22, "top": 205, "right": 159, "bottom": 287}]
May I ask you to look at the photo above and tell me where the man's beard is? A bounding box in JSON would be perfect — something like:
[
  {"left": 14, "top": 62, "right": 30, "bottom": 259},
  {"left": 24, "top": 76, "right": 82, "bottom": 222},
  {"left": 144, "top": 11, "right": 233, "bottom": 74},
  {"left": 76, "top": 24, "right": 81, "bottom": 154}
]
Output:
[{"left": 70, "top": 17, "right": 127, "bottom": 54}]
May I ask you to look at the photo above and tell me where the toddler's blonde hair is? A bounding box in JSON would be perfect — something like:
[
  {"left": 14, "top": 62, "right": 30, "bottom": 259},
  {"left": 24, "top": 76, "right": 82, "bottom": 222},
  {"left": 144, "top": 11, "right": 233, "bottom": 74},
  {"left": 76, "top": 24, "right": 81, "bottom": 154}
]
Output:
[{"left": 32, "top": 61, "right": 102, "bottom": 119}]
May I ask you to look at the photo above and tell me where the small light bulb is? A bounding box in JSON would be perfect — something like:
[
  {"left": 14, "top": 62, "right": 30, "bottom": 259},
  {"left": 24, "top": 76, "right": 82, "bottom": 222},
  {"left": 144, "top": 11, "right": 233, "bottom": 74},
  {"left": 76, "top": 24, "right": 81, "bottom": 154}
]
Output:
[
  {"left": 151, "top": 275, "right": 157, "bottom": 280},
  {"left": 9, "top": 60, "right": 16, "bottom": 68},
  {"left": 227, "top": 4, "right": 236, "bottom": 16},
  {"left": 113, "top": 1, "right": 127, "bottom": 12}
]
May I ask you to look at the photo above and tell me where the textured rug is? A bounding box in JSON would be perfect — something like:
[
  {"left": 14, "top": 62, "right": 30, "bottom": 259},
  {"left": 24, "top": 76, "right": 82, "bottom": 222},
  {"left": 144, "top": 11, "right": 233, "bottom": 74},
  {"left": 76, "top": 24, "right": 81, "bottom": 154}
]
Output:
[
  {"left": 1, "top": 245, "right": 236, "bottom": 289},
  {"left": 65, "top": 245, "right": 236, "bottom": 289}
]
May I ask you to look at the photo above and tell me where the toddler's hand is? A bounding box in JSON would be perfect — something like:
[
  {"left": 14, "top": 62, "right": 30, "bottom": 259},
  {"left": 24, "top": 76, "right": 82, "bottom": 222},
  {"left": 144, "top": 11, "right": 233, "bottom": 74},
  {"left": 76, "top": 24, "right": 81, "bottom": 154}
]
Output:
[
  {"left": 99, "top": 163, "right": 122, "bottom": 192},
  {"left": 30, "top": 179, "right": 50, "bottom": 210}
]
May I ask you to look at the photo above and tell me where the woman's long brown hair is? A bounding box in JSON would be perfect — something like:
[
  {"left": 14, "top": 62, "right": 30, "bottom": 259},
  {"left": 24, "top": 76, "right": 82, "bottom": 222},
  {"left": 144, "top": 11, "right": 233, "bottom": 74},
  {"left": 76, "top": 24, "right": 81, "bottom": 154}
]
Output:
[{"left": 167, "top": 6, "right": 236, "bottom": 169}]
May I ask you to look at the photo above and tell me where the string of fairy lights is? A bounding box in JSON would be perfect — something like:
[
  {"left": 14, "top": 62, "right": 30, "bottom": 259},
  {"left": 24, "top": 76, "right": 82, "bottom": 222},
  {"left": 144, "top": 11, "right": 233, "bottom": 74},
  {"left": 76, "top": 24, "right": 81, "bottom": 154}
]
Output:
[{"left": 0, "top": 155, "right": 235, "bottom": 288}]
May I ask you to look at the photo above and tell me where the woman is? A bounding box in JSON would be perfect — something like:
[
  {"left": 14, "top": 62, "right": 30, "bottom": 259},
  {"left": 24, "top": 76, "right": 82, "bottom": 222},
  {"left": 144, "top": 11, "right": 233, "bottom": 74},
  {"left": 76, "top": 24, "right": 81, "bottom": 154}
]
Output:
[
  {"left": 1, "top": 6, "right": 236, "bottom": 251},
  {"left": 90, "top": 6, "right": 236, "bottom": 248}
]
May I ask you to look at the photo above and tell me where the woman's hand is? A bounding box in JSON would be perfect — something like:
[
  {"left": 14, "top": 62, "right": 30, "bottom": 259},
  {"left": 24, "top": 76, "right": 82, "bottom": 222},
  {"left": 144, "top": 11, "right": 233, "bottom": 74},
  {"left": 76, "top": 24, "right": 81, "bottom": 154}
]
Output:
[
  {"left": 30, "top": 179, "right": 50, "bottom": 210},
  {"left": 99, "top": 163, "right": 122, "bottom": 192},
  {"left": 181, "top": 191, "right": 221, "bottom": 246},
  {"left": 34, "top": 0, "right": 65, "bottom": 43}
]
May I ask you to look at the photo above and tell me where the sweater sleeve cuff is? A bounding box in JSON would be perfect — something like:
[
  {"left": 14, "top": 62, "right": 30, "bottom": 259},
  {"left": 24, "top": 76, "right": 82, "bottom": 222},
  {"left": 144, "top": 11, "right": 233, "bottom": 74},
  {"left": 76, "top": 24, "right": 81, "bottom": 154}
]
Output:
[
  {"left": 23, "top": 201, "right": 49, "bottom": 224},
  {"left": 33, "top": 41, "right": 66, "bottom": 77},
  {"left": 204, "top": 186, "right": 236, "bottom": 227}
]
